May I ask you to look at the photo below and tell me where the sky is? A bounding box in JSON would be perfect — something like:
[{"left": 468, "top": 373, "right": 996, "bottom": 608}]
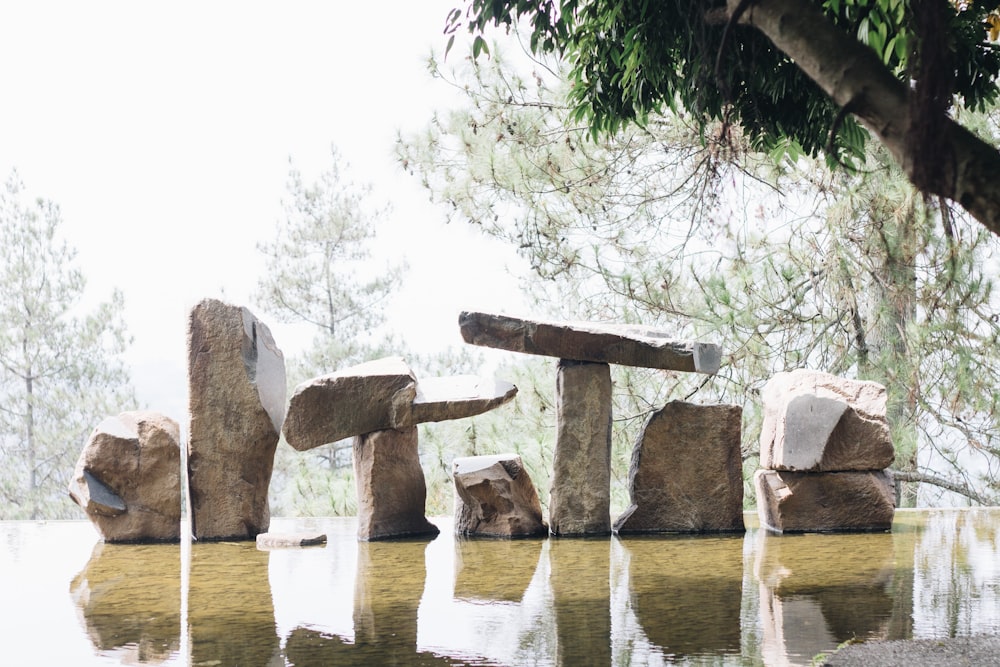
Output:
[{"left": 0, "top": 1, "right": 529, "bottom": 421}]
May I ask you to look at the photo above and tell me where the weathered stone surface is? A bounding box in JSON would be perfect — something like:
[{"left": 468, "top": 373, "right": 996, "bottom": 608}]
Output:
[
  {"left": 614, "top": 401, "right": 744, "bottom": 534},
  {"left": 407, "top": 375, "right": 518, "bottom": 425},
  {"left": 754, "top": 469, "right": 895, "bottom": 533},
  {"left": 759, "top": 369, "right": 894, "bottom": 472},
  {"left": 353, "top": 426, "right": 439, "bottom": 541},
  {"left": 187, "top": 299, "right": 286, "bottom": 540},
  {"left": 549, "top": 360, "right": 612, "bottom": 536},
  {"left": 68, "top": 411, "right": 182, "bottom": 542},
  {"left": 283, "top": 356, "right": 417, "bottom": 451},
  {"left": 459, "top": 311, "right": 721, "bottom": 373},
  {"left": 453, "top": 454, "right": 548, "bottom": 538},
  {"left": 255, "top": 532, "right": 327, "bottom": 549}
]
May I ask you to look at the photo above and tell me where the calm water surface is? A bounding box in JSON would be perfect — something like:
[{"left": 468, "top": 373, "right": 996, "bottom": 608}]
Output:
[{"left": 2, "top": 509, "right": 998, "bottom": 666}]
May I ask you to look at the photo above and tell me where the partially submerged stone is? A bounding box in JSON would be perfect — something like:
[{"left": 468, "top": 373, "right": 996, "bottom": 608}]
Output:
[
  {"left": 759, "top": 369, "right": 894, "bottom": 472},
  {"left": 283, "top": 356, "right": 417, "bottom": 451},
  {"left": 187, "top": 299, "right": 286, "bottom": 540},
  {"left": 407, "top": 375, "right": 517, "bottom": 425},
  {"left": 453, "top": 454, "right": 547, "bottom": 538},
  {"left": 353, "top": 426, "right": 439, "bottom": 541},
  {"left": 754, "top": 469, "right": 895, "bottom": 533},
  {"left": 549, "top": 360, "right": 612, "bottom": 536},
  {"left": 68, "top": 411, "right": 182, "bottom": 542},
  {"left": 459, "top": 311, "right": 721, "bottom": 373},
  {"left": 256, "top": 532, "right": 327, "bottom": 549},
  {"left": 614, "top": 401, "right": 744, "bottom": 534}
]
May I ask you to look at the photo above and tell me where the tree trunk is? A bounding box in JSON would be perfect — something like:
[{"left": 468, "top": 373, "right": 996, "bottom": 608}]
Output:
[{"left": 731, "top": 0, "right": 1000, "bottom": 235}]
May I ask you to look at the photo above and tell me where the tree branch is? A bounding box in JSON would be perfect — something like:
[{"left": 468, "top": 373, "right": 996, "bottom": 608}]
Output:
[{"left": 891, "top": 469, "right": 995, "bottom": 506}]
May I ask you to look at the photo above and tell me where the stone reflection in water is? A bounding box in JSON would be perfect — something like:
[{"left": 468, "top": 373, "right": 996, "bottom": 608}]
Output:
[
  {"left": 755, "top": 530, "right": 898, "bottom": 664},
  {"left": 549, "top": 538, "right": 612, "bottom": 666},
  {"left": 70, "top": 541, "right": 180, "bottom": 663},
  {"left": 188, "top": 541, "right": 281, "bottom": 665},
  {"left": 285, "top": 536, "right": 473, "bottom": 666},
  {"left": 454, "top": 536, "right": 544, "bottom": 603},
  {"left": 620, "top": 535, "right": 743, "bottom": 657}
]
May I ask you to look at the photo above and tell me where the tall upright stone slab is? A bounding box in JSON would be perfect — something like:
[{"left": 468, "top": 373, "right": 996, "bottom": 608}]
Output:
[
  {"left": 614, "top": 401, "right": 744, "bottom": 534},
  {"left": 353, "top": 426, "right": 439, "bottom": 541},
  {"left": 68, "top": 411, "right": 182, "bottom": 542},
  {"left": 187, "top": 299, "right": 286, "bottom": 541},
  {"left": 549, "top": 360, "right": 612, "bottom": 536}
]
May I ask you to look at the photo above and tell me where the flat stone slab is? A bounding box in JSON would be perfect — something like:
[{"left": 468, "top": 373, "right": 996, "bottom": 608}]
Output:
[
  {"left": 283, "top": 356, "right": 417, "bottom": 451},
  {"left": 459, "top": 311, "right": 721, "bottom": 373},
  {"left": 406, "top": 375, "right": 517, "bottom": 425},
  {"left": 255, "top": 532, "right": 327, "bottom": 549}
]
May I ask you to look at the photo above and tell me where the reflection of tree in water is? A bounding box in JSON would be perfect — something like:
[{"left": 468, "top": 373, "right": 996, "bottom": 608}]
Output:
[
  {"left": 69, "top": 541, "right": 180, "bottom": 664},
  {"left": 912, "top": 509, "right": 1000, "bottom": 637}
]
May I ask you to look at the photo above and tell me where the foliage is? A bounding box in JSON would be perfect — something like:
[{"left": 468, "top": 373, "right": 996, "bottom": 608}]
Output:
[
  {"left": 256, "top": 146, "right": 407, "bottom": 516},
  {"left": 0, "top": 171, "right": 136, "bottom": 519},
  {"left": 444, "top": 0, "right": 1000, "bottom": 169},
  {"left": 399, "top": 49, "right": 1000, "bottom": 506}
]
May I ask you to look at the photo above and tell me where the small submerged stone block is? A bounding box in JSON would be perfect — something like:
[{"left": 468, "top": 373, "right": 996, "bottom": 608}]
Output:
[
  {"left": 614, "top": 401, "right": 744, "bottom": 534},
  {"left": 453, "top": 454, "right": 547, "bottom": 538},
  {"left": 754, "top": 469, "right": 895, "bottom": 533},
  {"left": 255, "top": 532, "right": 327, "bottom": 549},
  {"left": 459, "top": 310, "right": 721, "bottom": 373},
  {"left": 353, "top": 426, "right": 439, "bottom": 541},
  {"left": 68, "top": 411, "right": 182, "bottom": 542},
  {"left": 187, "top": 298, "right": 286, "bottom": 541}
]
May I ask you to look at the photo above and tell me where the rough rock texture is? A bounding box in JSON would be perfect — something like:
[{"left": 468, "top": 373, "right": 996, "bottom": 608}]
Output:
[
  {"left": 353, "top": 426, "right": 439, "bottom": 541},
  {"left": 453, "top": 454, "right": 548, "bottom": 538},
  {"left": 549, "top": 360, "right": 613, "bottom": 536},
  {"left": 459, "top": 311, "right": 721, "bottom": 373},
  {"left": 755, "top": 469, "right": 896, "bottom": 533},
  {"left": 187, "top": 299, "right": 286, "bottom": 541},
  {"left": 283, "top": 356, "right": 416, "bottom": 451},
  {"left": 407, "top": 375, "right": 518, "bottom": 425},
  {"left": 614, "top": 401, "right": 744, "bottom": 534},
  {"left": 255, "top": 532, "right": 327, "bottom": 549},
  {"left": 68, "top": 411, "right": 182, "bottom": 542},
  {"left": 760, "top": 369, "right": 894, "bottom": 472}
]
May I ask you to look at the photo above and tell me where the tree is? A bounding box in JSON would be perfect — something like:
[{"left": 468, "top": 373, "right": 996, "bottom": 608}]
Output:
[
  {"left": 446, "top": 0, "right": 1000, "bottom": 235},
  {"left": 398, "top": 50, "right": 1000, "bottom": 505},
  {"left": 256, "top": 146, "right": 407, "bottom": 516},
  {"left": 0, "top": 171, "right": 136, "bottom": 519}
]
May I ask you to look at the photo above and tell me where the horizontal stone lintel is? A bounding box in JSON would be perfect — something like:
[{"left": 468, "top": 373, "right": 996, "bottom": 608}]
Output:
[{"left": 459, "top": 311, "right": 721, "bottom": 374}]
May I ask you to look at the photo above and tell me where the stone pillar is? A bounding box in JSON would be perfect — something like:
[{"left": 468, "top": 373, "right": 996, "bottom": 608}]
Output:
[
  {"left": 549, "top": 359, "right": 612, "bottom": 537},
  {"left": 353, "top": 426, "right": 439, "bottom": 541},
  {"left": 614, "top": 401, "right": 744, "bottom": 534},
  {"left": 187, "top": 299, "right": 286, "bottom": 540}
]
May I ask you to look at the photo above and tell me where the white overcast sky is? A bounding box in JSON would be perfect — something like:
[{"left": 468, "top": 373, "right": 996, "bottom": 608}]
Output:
[{"left": 0, "top": 1, "right": 528, "bottom": 420}]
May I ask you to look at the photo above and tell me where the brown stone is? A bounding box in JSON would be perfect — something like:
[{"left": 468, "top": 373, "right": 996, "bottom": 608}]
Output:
[
  {"left": 353, "top": 426, "right": 439, "bottom": 541},
  {"left": 453, "top": 454, "right": 548, "bottom": 538},
  {"left": 68, "top": 411, "right": 182, "bottom": 542},
  {"left": 549, "top": 360, "right": 612, "bottom": 536},
  {"left": 759, "top": 369, "right": 894, "bottom": 472},
  {"left": 614, "top": 401, "right": 744, "bottom": 534},
  {"left": 407, "top": 375, "right": 518, "bottom": 425},
  {"left": 187, "top": 299, "right": 286, "bottom": 540},
  {"left": 459, "top": 311, "right": 721, "bottom": 373},
  {"left": 754, "top": 469, "right": 895, "bottom": 533},
  {"left": 283, "top": 356, "right": 416, "bottom": 451}
]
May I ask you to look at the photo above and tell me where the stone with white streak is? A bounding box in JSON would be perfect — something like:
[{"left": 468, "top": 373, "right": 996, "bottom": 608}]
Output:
[
  {"left": 453, "top": 454, "right": 547, "bottom": 538},
  {"left": 759, "top": 369, "right": 894, "bottom": 472},
  {"left": 187, "top": 299, "right": 286, "bottom": 541},
  {"left": 459, "top": 311, "right": 721, "bottom": 373},
  {"left": 407, "top": 375, "right": 517, "bottom": 425},
  {"left": 68, "top": 411, "right": 182, "bottom": 542}
]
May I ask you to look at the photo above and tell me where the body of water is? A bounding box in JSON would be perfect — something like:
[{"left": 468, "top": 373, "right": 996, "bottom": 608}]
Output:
[{"left": 2, "top": 509, "right": 998, "bottom": 666}]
